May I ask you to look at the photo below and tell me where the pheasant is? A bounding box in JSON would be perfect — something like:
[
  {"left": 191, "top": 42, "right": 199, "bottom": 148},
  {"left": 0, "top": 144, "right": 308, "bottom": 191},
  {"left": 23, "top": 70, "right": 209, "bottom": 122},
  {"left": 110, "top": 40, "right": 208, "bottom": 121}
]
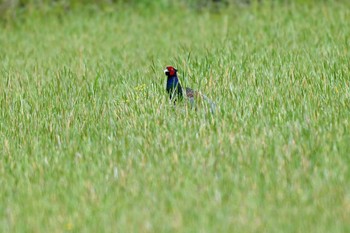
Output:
[{"left": 164, "top": 66, "right": 216, "bottom": 113}]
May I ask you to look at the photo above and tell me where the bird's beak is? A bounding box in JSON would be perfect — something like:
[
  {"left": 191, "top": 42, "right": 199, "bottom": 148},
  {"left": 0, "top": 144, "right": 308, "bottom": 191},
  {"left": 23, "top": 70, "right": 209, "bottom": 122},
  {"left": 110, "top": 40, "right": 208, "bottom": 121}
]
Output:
[{"left": 164, "top": 68, "right": 169, "bottom": 74}]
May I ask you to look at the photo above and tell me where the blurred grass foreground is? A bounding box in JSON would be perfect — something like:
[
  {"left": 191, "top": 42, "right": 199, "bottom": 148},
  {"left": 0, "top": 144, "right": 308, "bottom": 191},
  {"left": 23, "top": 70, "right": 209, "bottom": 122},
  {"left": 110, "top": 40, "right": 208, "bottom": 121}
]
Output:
[{"left": 1, "top": 0, "right": 350, "bottom": 232}]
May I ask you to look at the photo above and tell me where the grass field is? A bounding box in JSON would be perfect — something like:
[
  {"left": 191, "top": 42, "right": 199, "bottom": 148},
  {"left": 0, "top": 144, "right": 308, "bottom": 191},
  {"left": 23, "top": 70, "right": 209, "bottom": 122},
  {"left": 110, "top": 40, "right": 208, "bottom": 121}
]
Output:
[{"left": 1, "top": 1, "right": 350, "bottom": 232}]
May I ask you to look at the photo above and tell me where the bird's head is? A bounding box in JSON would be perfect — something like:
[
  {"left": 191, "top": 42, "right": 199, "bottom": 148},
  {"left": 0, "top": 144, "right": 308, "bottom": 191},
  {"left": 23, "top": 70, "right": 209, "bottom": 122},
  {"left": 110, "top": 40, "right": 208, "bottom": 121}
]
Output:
[{"left": 164, "top": 66, "right": 177, "bottom": 77}]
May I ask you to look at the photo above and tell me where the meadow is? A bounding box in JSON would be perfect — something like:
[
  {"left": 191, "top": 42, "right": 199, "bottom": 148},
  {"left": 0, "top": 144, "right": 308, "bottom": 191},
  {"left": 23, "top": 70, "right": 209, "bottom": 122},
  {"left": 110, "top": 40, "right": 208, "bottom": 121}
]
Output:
[{"left": 0, "top": 1, "right": 349, "bottom": 232}]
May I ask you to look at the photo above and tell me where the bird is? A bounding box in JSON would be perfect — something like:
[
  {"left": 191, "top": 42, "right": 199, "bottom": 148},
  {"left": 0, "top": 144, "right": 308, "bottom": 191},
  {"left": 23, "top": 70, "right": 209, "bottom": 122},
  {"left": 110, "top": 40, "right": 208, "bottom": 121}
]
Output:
[{"left": 164, "top": 66, "right": 216, "bottom": 113}]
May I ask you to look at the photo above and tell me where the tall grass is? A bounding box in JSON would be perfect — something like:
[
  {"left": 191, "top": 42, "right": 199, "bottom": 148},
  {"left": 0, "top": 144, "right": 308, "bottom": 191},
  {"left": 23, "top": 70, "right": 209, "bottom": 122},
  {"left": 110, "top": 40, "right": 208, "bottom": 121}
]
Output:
[
  {"left": 1, "top": 0, "right": 339, "bottom": 19},
  {"left": 1, "top": 1, "right": 350, "bottom": 232}
]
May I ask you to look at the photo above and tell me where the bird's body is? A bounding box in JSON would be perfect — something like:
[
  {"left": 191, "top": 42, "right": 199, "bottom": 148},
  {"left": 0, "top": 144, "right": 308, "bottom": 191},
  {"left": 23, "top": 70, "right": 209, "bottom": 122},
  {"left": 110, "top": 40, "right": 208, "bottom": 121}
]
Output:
[
  {"left": 166, "top": 74, "right": 183, "bottom": 101},
  {"left": 164, "top": 66, "right": 216, "bottom": 113}
]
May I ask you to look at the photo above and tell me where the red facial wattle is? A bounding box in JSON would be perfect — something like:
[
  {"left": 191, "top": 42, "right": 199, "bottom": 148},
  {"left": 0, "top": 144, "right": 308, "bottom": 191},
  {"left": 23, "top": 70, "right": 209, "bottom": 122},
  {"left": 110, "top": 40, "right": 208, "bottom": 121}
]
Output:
[{"left": 165, "top": 66, "right": 176, "bottom": 76}]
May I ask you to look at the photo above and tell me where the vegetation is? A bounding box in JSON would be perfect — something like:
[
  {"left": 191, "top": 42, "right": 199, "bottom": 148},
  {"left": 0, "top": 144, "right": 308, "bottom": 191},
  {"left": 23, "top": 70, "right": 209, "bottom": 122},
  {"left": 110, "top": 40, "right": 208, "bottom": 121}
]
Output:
[{"left": 1, "top": 1, "right": 349, "bottom": 232}]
